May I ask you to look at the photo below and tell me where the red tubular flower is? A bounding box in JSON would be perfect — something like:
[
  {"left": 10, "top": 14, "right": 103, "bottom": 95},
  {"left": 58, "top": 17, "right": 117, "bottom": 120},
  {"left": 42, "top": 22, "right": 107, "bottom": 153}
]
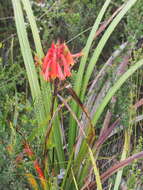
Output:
[
  {"left": 41, "top": 42, "right": 83, "bottom": 81},
  {"left": 34, "top": 159, "right": 45, "bottom": 179},
  {"left": 24, "top": 143, "right": 34, "bottom": 157}
]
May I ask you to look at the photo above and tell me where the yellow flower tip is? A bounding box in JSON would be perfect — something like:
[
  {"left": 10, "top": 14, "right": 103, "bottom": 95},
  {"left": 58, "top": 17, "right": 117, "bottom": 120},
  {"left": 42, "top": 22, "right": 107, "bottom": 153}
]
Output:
[{"left": 34, "top": 55, "right": 43, "bottom": 66}]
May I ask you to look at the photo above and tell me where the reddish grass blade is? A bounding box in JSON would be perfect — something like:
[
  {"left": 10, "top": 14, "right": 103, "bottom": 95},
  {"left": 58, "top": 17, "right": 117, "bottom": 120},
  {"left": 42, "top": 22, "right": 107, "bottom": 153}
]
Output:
[
  {"left": 95, "top": 118, "right": 120, "bottom": 149},
  {"left": 99, "top": 110, "right": 112, "bottom": 138},
  {"left": 84, "top": 151, "right": 143, "bottom": 190},
  {"left": 94, "top": 5, "right": 124, "bottom": 39},
  {"left": 101, "top": 151, "right": 143, "bottom": 182},
  {"left": 133, "top": 98, "right": 143, "bottom": 109},
  {"left": 66, "top": 86, "right": 93, "bottom": 127},
  {"left": 57, "top": 94, "right": 87, "bottom": 139}
]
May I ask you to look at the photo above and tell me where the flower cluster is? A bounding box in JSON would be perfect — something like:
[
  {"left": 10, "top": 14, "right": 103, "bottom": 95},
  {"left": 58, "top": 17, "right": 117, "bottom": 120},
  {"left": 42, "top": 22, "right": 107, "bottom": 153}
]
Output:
[
  {"left": 24, "top": 143, "right": 34, "bottom": 157},
  {"left": 41, "top": 42, "right": 82, "bottom": 81},
  {"left": 34, "top": 159, "right": 45, "bottom": 180},
  {"left": 23, "top": 143, "right": 45, "bottom": 180}
]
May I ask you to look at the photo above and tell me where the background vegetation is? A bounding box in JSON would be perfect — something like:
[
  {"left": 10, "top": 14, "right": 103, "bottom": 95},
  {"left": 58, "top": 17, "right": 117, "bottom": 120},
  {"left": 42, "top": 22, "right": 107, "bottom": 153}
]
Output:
[{"left": 1, "top": 0, "right": 143, "bottom": 189}]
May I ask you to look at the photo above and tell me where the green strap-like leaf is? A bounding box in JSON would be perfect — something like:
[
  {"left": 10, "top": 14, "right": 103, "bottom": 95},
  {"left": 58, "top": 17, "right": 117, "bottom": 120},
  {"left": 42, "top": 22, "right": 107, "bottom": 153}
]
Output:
[
  {"left": 68, "top": 0, "right": 112, "bottom": 152},
  {"left": 21, "top": 0, "right": 44, "bottom": 58},
  {"left": 92, "top": 59, "right": 143, "bottom": 126},
  {"left": 12, "top": 0, "right": 45, "bottom": 122},
  {"left": 81, "top": 0, "right": 138, "bottom": 102},
  {"left": 13, "top": 0, "right": 65, "bottom": 166}
]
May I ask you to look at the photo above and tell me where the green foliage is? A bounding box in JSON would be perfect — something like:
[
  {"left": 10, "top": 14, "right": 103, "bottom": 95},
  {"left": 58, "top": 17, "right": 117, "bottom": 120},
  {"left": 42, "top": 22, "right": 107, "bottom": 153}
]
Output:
[
  {"left": 1, "top": 0, "right": 143, "bottom": 189},
  {"left": 126, "top": 0, "right": 143, "bottom": 40},
  {"left": 114, "top": 82, "right": 131, "bottom": 126},
  {"left": 124, "top": 137, "right": 143, "bottom": 189},
  {"left": 0, "top": 93, "right": 35, "bottom": 189}
]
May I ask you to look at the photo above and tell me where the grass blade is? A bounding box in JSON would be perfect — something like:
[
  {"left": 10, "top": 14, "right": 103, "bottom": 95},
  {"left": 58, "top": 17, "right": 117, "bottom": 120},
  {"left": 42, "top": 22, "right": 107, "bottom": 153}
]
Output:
[
  {"left": 12, "top": 0, "right": 45, "bottom": 123},
  {"left": 71, "top": 168, "right": 79, "bottom": 190},
  {"left": 21, "top": 0, "right": 51, "bottom": 116},
  {"left": 74, "top": 0, "right": 112, "bottom": 96},
  {"left": 21, "top": 0, "right": 44, "bottom": 58},
  {"left": 113, "top": 129, "right": 130, "bottom": 190},
  {"left": 68, "top": 0, "right": 112, "bottom": 152},
  {"left": 88, "top": 146, "right": 103, "bottom": 190},
  {"left": 80, "top": 0, "right": 137, "bottom": 102},
  {"left": 13, "top": 0, "right": 65, "bottom": 165},
  {"left": 85, "top": 151, "right": 143, "bottom": 189},
  {"left": 92, "top": 58, "right": 143, "bottom": 126}
]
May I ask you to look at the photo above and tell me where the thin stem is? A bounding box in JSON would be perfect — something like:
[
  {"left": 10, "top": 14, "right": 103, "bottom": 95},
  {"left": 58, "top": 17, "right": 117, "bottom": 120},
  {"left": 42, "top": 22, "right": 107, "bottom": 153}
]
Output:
[{"left": 43, "top": 79, "right": 59, "bottom": 170}]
